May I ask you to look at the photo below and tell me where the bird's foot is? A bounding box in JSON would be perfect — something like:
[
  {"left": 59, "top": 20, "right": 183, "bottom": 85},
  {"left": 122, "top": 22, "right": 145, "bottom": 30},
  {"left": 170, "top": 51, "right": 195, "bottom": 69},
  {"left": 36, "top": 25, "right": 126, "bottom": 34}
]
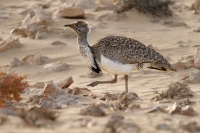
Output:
[{"left": 87, "top": 81, "right": 99, "bottom": 87}]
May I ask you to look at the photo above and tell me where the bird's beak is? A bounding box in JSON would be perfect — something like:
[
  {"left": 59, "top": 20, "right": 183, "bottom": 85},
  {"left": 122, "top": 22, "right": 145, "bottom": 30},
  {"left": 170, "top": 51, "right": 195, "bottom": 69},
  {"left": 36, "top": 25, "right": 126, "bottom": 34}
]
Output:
[{"left": 64, "top": 23, "right": 79, "bottom": 33}]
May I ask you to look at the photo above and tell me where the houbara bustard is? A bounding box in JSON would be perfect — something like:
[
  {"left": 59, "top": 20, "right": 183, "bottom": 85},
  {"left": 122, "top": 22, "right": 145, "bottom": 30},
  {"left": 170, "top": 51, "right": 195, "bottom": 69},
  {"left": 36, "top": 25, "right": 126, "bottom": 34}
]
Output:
[{"left": 65, "top": 21, "right": 176, "bottom": 92}]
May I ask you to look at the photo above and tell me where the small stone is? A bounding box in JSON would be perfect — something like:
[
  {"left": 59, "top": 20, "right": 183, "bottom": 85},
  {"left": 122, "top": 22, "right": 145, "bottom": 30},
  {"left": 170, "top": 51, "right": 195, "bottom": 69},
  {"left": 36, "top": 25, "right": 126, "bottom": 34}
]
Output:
[
  {"left": 56, "top": 76, "right": 74, "bottom": 89},
  {"left": 186, "top": 71, "right": 200, "bottom": 83},
  {"left": 156, "top": 123, "right": 171, "bottom": 130},
  {"left": 10, "top": 58, "right": 23, "bottom": 68},
  {"left": 71, "top": 87, "right": 91, "bottom": 95},
  {"left": 194, "top": 47, "right": 200, "bottom": 68},
  {"left": 50, "top": 41, "right": 67, "bottom": 45},
  {"left": 181, "top": 106, "right": 198, "bottom": 116},
  {"left": 172, "top": 60, "right": 194, "bottom": 70},
  {"left": 44, "top": 61, "right": 68, "bottom": 72},
  {"left": 0, "top": 37, "right": 22, "bottom": 52},
  {"left": 31, "top": 82, "right": 45, "bottom": 88},
  {"left": 58, "top": 7, "right": 85, "bottom": 19},
  {"left": 22, "top": 54, "right": 47, "bottom": 65},
  {"left": 163, "top": 21, "right": 189, "bottom": 28},
  {"left": 191, "top": 0, "right": 200, "bottom": 14},
  {"left": 43, "top": 81, "right": 65, "bottom": 96},
  {"left": 79, "top": 104, "right": 106, "bottom": 117}
]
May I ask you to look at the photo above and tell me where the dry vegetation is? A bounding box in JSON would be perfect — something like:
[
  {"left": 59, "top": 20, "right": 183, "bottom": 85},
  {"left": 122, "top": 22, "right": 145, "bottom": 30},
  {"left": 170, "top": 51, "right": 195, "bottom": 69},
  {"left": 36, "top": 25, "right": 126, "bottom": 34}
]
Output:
[
  {"left": 0, "top": 66, "right": 29, "bottom": 107},
  {"left": 116, "top": 0, "right": 174, "bottom": 16},
  {"left": 153, "top": 81, "right": 194, "bottom": 101}
]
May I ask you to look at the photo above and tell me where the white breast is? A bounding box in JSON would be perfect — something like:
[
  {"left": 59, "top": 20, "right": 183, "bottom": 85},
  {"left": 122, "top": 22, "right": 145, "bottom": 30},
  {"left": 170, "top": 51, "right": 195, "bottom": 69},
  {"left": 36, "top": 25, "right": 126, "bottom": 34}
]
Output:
[{"left": 98, "top": 55, "right": 138, "bottom": 75}]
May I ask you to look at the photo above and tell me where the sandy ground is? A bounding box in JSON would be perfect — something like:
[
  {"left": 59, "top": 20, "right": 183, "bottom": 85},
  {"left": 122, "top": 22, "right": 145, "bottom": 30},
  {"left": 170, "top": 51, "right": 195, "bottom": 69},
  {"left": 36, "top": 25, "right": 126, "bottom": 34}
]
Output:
[{"left": 0, "top": 0, "right": 200, "bottom": 133}]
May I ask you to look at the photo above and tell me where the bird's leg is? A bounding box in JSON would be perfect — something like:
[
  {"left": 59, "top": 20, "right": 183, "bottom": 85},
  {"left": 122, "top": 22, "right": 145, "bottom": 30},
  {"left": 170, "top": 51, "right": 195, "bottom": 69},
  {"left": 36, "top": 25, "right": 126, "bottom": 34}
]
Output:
[
  {"left": 124, "top": 75, "right": 128, "bottom": 93},
  {"left": 87, "top": 75, "right": 117, "bottom": 87}
]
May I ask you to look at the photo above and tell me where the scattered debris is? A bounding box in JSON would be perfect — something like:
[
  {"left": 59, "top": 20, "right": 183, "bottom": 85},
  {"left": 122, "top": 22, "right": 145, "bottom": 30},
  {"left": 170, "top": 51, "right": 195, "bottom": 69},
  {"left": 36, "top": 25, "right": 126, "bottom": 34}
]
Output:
[
  {"left": 79, "top": 104, "right": 106, "bottom": 117},
  {"left": 44, "top": 61, "right": 68, "bottom": 72},
  {"left": 148, "top": 103, "right": 198, "bottom": 116},
  {"left": 0, "top": 37, "right": 22, "bottom": 52},
  {"left": 18, "top": 107, "right": 58, "bottom": 127},
  {"left": 152, "top": 82, "right": 194, "bottom": 101}
]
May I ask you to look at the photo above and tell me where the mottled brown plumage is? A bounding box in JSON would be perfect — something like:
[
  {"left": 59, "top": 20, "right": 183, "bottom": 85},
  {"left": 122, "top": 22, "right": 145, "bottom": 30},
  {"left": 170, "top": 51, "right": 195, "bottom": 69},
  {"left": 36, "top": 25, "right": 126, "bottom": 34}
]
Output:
[{"left": 64, "top": 21, "right": 176, "bottom": 92}]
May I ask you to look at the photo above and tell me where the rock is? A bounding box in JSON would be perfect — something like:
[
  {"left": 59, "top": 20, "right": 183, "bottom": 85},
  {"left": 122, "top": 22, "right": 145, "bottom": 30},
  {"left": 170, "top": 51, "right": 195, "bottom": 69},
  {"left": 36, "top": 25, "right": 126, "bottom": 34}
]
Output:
[
  {"left": 79, "top": 104, "right": 106, "bottom": 117},
  {"left": 10, "top": 28, "right": 30, "bottom": 37},
  {"left": 156, "top": 123, "right": 171, "bottom": 130},
  {"left": 57, "top": 7, "right": 85, "bottom": 19},
  {"left": 172, "top": 60, "right": 194, "bottom": 70},
  {"left": 194, "top": 47, "right": 200, "bottom": 68},
  {"left": 163, "top": 21, "right": 189, "bottom": 28},
  {"left": 56, "top": 76, "right": 74, "bottom": 89},
  {"left": 71, "top": 87, "right": 91, "bottom": 95},
  {"left": 10, "top": 58, "right": 23, "bottom": 68},
  {"left": 103, "top": 115, "right": 141, "bottom": 133},
  {"left": 181, "top": 106, "right": 198, "bottom": 116},
  {"left": 22, "top": 54, "right": 48, "bottom": 65},
  {"left": 35, "top": 28, "right": 47, "bottom": 39},
  {"left": 147, "top": 106, "right": 167, "bottom": 113},
  {"left": 186, "top": 71, "right": 200, "bottom": 83},
  {"left": 0, "top": 37, "right": 22, "bottom": 52},
  {"left": 182, "top": 121, "right": 200, "bottom": 132},
  {"left": 44, "top": 61, "right": 68, "bottom": 72},
  {"left": 50, "top": 41, "right": 67, "bottom": 45},
  {"left": 74, "top": 0, "right": 98, "bottom": 9},
  {"left": 18, "top": 107, "right": 58, "bottom": 127},
  {"left": 191, "top": 0, "right": 200, "bottom": 14},
  {"left": 43, "top": 81, "right": 65, "bottom": 96},
  {"left": 30, "top": 82, "right": 45, "bottom": 88},
  {"left": 194, "top": 26, "right": 200, "bottom": 32}
]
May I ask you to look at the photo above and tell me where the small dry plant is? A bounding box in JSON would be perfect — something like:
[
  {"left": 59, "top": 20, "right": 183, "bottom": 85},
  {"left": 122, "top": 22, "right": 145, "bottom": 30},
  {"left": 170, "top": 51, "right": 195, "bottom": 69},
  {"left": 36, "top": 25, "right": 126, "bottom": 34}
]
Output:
[
  {"left": 0, "top": 65, "right": 29, "bottom": 107},
  {"left": 153, "top": 81, "right": 194, "bottom": 101},
  {"left": 116, "top": 0, "right": 174, "bottom": 17}
]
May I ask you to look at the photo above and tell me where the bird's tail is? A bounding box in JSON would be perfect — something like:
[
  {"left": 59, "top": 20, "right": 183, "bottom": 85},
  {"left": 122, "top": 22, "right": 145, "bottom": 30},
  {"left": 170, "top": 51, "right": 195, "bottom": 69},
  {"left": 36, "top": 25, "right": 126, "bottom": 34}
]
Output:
[{"left": 148, "top": 61, "right": 176, "bottom": 72}]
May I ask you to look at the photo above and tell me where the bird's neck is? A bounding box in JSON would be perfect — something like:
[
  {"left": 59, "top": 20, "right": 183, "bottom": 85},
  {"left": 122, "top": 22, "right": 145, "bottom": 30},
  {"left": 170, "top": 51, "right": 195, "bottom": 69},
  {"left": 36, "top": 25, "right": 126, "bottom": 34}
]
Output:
[{"left": 77, "top": 33, "right": 89, "bottom": 47}]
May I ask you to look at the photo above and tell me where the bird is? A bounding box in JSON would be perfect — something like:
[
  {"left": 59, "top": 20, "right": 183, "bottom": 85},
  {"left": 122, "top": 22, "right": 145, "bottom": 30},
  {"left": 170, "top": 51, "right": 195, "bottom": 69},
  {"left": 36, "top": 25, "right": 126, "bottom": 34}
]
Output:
[{"left": 64, "top": 21, "right": 176, "bottom": 92}]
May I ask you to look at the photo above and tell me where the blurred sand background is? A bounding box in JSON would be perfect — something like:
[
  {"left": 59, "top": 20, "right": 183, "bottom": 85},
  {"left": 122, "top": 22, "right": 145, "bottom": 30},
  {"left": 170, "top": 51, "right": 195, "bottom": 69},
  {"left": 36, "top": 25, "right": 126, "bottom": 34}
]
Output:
[{"left": 0, "top": 0, "right": 200, "bottom": 133}]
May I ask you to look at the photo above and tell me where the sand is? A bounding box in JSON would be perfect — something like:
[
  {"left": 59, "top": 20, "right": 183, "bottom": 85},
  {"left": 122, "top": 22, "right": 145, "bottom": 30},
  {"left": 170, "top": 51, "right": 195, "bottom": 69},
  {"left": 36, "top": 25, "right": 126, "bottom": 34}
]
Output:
[{"left": 0, "top": 0, "right": 200, "bottom": 133}]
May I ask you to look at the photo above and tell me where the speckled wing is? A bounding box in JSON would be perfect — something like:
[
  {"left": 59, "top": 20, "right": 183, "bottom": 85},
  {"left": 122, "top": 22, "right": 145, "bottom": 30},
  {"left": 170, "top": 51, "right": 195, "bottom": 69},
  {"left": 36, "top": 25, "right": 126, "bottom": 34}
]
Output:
[
  {"left": 79, "top": 46, "right": 101, "bottom": 73},
  {"left": 92, "top": 36, "right": 175, "bottom": 71}
]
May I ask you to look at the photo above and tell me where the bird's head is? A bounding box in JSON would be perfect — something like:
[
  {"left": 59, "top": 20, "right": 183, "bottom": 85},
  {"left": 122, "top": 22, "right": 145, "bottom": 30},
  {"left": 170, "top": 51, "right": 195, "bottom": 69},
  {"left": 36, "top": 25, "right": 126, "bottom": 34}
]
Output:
[{"left": 64, "top": 21, "right": 89, "bottom": 35}]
